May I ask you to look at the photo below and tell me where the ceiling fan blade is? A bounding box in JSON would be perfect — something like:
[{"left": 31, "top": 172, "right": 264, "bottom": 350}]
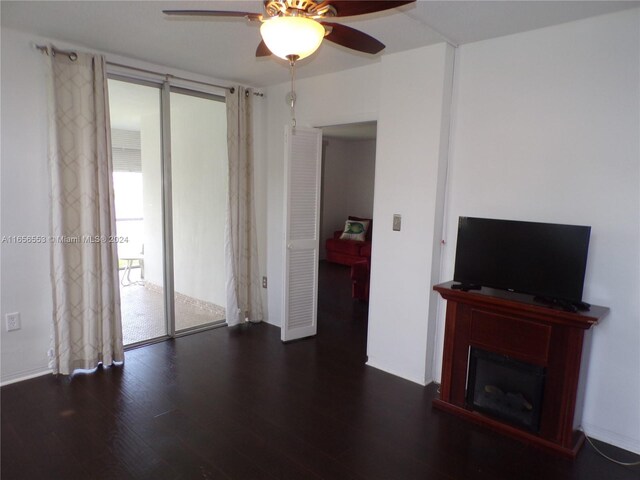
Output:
[
  {"left": 322, "top": 23, "right": 385, "bottom": 54},
  {"left": 256, "top": 40, "right": 272, "bottom": 57},
  {"left": 324, "top": 1, "right": 415, "bottom": 18},
  {"left": 163, "top": 10, "right": 262, "bottom": 20}
]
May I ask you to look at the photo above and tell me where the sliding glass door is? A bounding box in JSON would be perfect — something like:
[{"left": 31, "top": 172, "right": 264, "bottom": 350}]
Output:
[
  {"left": 170, "top": 89, "right": 228, "bottom": 332},
  {"left": 109, "top": 79, "right": 166, "bottom": 346},
  {"left": 108, "top": 77, "right": 227, "bottom": 345}
]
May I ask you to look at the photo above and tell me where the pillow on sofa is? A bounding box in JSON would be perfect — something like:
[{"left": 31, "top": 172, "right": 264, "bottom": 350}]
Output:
[
  {"left": 349, "top": 216, "right": 373, "bottom": 240},
  {"left": 340, "top": 219, "right": 370, "bottom": 242}
]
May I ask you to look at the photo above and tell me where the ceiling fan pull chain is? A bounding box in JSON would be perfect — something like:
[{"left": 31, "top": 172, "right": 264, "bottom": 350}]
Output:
[{"left": 289, "top": 57, "right": 297, "bottom": 128}]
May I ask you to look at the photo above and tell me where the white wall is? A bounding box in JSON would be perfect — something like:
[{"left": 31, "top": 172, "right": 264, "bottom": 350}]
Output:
[
  {"left": 0, "top": 27, "right": 267, "bottom": 383},
  {"left": 436, "top": 9, "right": 640, "bottom": 452},
  {"left": 1, "top": 28, "right": 52, "bottom": 383},
  {"left": 252, "top": 93, "right": 269, "bottom": 322},
  {"left": 367, "top": 44, "right": 454, "bottom": 385},
  {"left": 320, "top": 138, "right": 376, "bottom": 259}
]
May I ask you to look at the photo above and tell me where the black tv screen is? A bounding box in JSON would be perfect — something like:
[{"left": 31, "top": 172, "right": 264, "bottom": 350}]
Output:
[{"left": 453, "top": 217, "right": 591, "bottom": 302}]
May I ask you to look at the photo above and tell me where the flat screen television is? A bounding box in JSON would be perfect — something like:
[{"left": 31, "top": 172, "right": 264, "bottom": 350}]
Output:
[{"left": 453, "top": 217, "right": 591, "bottom": 303}]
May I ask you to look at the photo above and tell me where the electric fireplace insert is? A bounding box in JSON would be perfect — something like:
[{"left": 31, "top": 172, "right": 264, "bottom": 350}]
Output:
[{"left": 466, "top": 347, "right": 546, "bottom": 433}]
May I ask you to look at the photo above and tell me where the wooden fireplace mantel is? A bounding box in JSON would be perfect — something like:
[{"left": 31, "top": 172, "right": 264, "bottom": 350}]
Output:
[{"left": 433, "top": 281, "right": 609, "bottom": 458}]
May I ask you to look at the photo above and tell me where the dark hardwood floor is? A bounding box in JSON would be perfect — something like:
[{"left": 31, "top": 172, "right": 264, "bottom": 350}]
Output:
[{"left": 2, "top": 261, "right": 638, "bottom": 479}]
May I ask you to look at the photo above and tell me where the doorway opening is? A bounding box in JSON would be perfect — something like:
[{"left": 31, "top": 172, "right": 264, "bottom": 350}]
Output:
[{"left": 317, "top": 121, "right": 377, "bottom": 354}]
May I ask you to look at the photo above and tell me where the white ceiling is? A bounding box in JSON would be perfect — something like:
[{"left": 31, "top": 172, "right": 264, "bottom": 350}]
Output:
[{"left": 2, "top": 1, "right": 637, "bottom": 87}]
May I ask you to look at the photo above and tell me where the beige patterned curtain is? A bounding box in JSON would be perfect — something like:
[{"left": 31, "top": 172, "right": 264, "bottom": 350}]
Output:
[
  {"left": 225, "top": 87, "right": 264, "bottom": 326},
  {"left": 47, "top": 49, "right": 123, "bottom": 375}
]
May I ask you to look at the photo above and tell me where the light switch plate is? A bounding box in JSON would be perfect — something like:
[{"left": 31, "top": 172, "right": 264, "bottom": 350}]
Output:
[{"left": 393, "top": 214, "right": 402, "bottom": 231}]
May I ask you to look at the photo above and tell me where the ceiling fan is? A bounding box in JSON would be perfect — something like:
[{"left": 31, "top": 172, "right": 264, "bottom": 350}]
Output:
[{"left": 163, "top": 0, "right": 416, "bottom": 62}]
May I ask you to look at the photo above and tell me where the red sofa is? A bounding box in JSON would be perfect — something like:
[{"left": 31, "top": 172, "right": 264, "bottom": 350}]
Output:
[{"left": 325, "top": 217, "right": 372, "bottom": 266}]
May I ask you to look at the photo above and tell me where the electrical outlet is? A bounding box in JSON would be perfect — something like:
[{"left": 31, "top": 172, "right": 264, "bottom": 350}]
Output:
[
  {"left": 262, "top": 276, "right": 268, "bottom": 288},
  {"left": 6, "top": 312, "right": 21, "bottom": 332},
  {"left": 393, "top": 214, "right": 402, "bottom": 231}
]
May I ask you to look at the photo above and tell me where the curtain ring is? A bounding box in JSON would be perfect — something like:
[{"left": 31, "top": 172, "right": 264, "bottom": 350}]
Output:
[
  {"left": 230, "top": 87, "right": 235, "bottom": 94},
  {"left": 68, "top": 52, "right": 78, "bottom": 61}
]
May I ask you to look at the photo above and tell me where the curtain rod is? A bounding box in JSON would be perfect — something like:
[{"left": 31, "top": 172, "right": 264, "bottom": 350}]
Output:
[
  {"left": 34, "top": 44, "right": 265, "bottom": 97},
  {"left": 35, "top": 44, "right": 78, "bottom": 61}
]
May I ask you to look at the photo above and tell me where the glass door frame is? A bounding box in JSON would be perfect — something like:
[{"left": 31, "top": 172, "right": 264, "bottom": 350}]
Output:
[
  {"left": 109, "top": 72, "right": 228, "bottom": 348},
  {"left": 167, "top": 85, "right": 227, "bottom": 336}
]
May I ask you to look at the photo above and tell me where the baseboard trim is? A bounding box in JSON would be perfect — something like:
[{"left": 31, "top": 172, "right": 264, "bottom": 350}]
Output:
[
  {"left": 262, "top": 317, "right": 281, "bottom": 328},
  {"left": 366, "top": 358, "right": 427, "bottom": 386},
  {"left": 581, "top": 422, "right": 640, "bottom": 455},
  {"left": 1, "top": 367, "right": 52, "bottom": 386}
]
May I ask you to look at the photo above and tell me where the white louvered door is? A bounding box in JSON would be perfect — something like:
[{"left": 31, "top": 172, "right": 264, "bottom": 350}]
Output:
[{"left": 282, "top": 126, "right": 323, "bottom": 342}]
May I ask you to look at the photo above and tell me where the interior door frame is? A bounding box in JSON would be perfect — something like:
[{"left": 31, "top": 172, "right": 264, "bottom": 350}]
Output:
[{"left": 313, "top": 117, "right": 378, "bottom": 347}]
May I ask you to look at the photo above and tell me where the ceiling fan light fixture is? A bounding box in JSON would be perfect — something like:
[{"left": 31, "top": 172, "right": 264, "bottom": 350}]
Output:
[{"left": 260, "top": 16, "right": 325, "bottom": 61}]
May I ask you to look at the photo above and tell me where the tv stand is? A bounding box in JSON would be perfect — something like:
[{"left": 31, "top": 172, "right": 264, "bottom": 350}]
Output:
[
  {"left": 433, "top": 281, "right": 608, "bottom": 458},
  {"left": 451, "top": 283, "right": 481, "bottom": 292},
  {"left": 534, "top": 296, "right": 591, "bottom": 313}
]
